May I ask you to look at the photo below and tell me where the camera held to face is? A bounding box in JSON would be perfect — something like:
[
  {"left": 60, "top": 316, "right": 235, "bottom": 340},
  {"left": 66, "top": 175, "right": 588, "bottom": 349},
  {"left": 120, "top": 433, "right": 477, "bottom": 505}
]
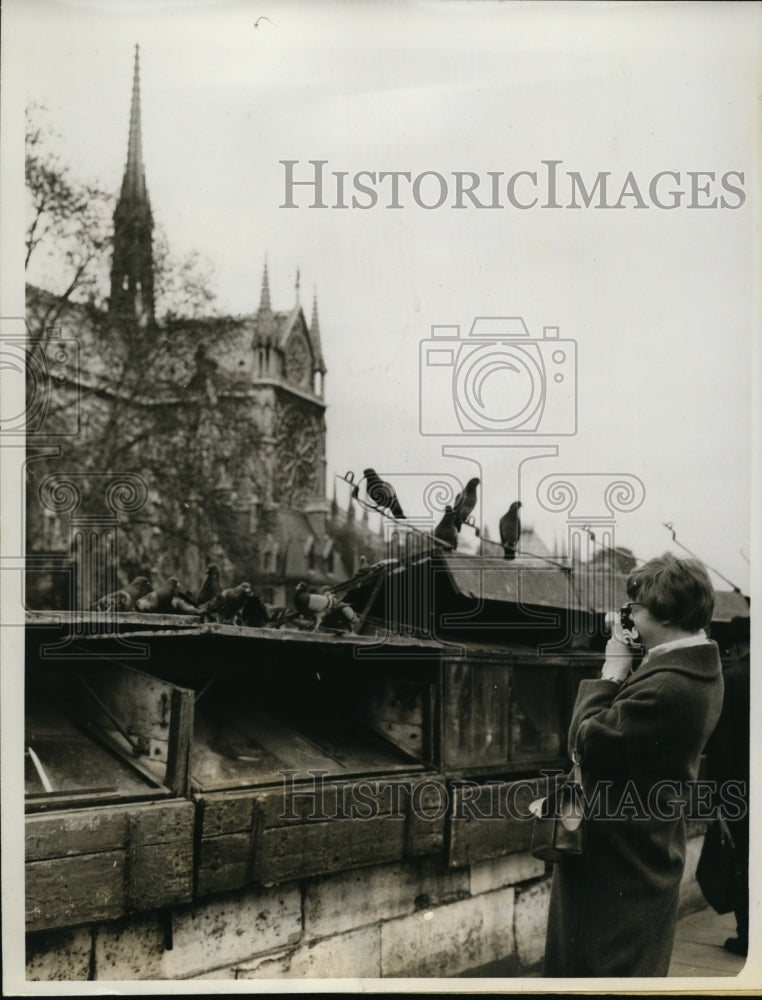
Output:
[
  {"left": 604, "top": 607, "right": 644, "bottom": 651},
  {"left": 419, "top": 317, "right": 577, "bottom": 436}
]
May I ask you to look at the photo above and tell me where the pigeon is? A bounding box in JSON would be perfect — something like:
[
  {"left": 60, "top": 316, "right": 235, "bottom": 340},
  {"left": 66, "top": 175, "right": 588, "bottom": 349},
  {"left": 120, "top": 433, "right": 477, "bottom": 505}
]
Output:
[
  {"left": 136, "top": 577, "right": 179, "bottom": 613},
  {"left": 293, "top": 581, "right": 358, "bottom": 632},
  {"left": 359, "top": 554, "right": 369, "bottom": 570},
  {"left": 196, "top": 564, "right": 221, "bottom": 606},
  {"left": 238, "top": 593, "right": 273, "bottom": 628},
  {"left": 199, "top": 582, "right": 253, "bottom": 623},
  {"left": 499, "top": 501, "right": 522, "bottom": 560},
  {"left": 433, "top": 505, "right": 458, "bottom": 551},
  {"left": 360, "top": 468, "right": 405, "bottom": 519},
  {"left": 92, "top": 575, "right": 151, "bottom": 612},
  {"left": 452, "top": 477, "right": 480, "bottom": 531},
  {"left": 170, "top": 594, "right": 201, "bottom": 616}
]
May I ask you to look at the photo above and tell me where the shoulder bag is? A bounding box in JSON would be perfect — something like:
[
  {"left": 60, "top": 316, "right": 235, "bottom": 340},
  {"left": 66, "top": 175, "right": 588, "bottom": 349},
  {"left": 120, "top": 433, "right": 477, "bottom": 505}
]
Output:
[{"left": 529, "top": 748, "right": 585, "bottom": 863}]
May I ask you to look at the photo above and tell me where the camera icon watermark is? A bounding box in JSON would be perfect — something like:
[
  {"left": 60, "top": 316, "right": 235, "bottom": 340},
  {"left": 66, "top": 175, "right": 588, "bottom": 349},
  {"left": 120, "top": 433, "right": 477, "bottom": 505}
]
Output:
[
  {"left": 0, "top": 317, "right": 81, "bottom": 438},
  {"left": 419, "top": 317, "right": 577, "bottom": 436}
]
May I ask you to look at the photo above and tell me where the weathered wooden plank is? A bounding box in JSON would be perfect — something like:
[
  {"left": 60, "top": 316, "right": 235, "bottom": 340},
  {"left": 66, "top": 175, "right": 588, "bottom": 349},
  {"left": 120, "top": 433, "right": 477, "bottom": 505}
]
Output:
[
  {"left": 71, "top": 662, "right": 194, "bottom": 756},
  {"left": 198, "top": 794, "right": 256, "bottom": 838},
  {"left": 447, "top": 778, "right": 542, "bottom": 868},
  {"left": 26, "top": 800, "right": 194, "bottom": 862},
  {"left": 198, "top": 832, "right": 253, "bottom": 872},
  {"left": 26, "top": 851, "right": 126, "bottom": 932},
  {"left": 254, "top": 817, "right": 407, "bottom": 885},
  {"left": 255, "top": 775, "right": 439, "bottom": 828},
  {"left": 255, "top": 782, "right": 342, "bottom": 828},
  {"left": 196, "top": 832, "right": 254, "bottom": 896},
  {"left": 26, "top": 807, "right": 129, "bottom": 862},
  {"left": 128, "top": 840, "right": 194, "bottom": 911},
  {"left": 442, "top": 662, "right": 512, "bottom": 768},
  {"left": 165, "top": 685, "right": 194, "bottom": 796},
  {"left": 132, "top": 799, "right": 195, "bottom": 846},
  {"left": 196, "top": 859, "right": 253, "bottom": 898},
  {"left": 405, "top": 781, "right": 447, "bottom": 855}
]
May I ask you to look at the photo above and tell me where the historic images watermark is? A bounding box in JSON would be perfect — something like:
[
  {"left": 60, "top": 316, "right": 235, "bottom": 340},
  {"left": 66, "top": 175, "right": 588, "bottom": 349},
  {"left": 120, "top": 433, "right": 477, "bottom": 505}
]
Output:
[
  {"left": 278, "top": 768, "right": 748, "bottom": 825},
  {"left": 0, "top": 319, "right": 80, "bottom": 438},
  {"left": 280, "top": 159, "right": 746, "bottom": 211},
  {"left": 0, "top": 316, "right": 150, "bottom": 655},
  {"left": 419, "top": 317, "right": 576, "bottom": 437}
]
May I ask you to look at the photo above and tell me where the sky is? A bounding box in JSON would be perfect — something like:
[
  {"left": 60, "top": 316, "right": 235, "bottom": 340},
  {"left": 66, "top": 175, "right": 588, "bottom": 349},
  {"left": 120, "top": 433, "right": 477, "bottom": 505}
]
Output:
[{"left": 2, "top": 0, "right": 759, "bottom": 595}]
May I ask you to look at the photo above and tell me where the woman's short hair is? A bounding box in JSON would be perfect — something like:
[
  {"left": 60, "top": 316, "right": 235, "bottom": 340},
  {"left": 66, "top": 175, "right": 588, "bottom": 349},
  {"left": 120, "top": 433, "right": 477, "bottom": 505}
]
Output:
[{"left": 626, "top": 552, "right": 715, "bottom": 632}]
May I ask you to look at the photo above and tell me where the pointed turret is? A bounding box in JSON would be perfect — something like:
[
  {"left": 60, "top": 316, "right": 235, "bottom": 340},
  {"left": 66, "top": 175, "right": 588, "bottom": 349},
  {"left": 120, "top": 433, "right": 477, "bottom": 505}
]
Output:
[
  {"left": 109, "top": 45, "right": 155, "bottom": 327},
  {"left": 258, "top": 258, "right": 272, "bottom": 313},
  {"left": 310, "top": 291, "right": 327, "bottom": 376}
]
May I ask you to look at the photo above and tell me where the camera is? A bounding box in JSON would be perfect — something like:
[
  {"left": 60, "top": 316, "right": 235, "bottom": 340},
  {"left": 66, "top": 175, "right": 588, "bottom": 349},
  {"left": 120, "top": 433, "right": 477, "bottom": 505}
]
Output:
[
  {"left": 419, "top": 317, "right": 577, "bottom": 436},
  {"left": 0, "top": 318, "right": 80, "bottom": 437},
  {"left": 620, "top": 604, "right": 637, "bottom": 634}
]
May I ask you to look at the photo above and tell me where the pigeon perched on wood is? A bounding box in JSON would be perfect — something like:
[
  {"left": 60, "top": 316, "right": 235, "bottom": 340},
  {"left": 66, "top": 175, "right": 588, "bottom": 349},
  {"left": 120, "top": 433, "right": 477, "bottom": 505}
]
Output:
[
  {"left": 196, "top": 564, "right": 221, "bottom": 606},
  {"left": 238, "top": 593, "right": 273, "bottom": 628},
  {"left": 293, "top": 581, "right": 358, "bottom": 632},
  {"left": 170, "top": 594, "right": 201, "bottom": 616},
  {"left": 452, "top": 477, "right": 480, "bottom": 531},
  {"left": 433, "top": 505, "right": 458, "bottom": 551},
  {"left": 136, "top": 577, "right": 179, "bottom": 613},
  {"left": 358, "top": 468, "right": 405, "bottom": 519},
  {"left": 499, "top": 501, "right": 522, "bottom": 560},
  {"left": 199, "top": 582, "right": 253, "bottom": 623},
  {"left": 92, "top": 576, "right": 151, "bottom": 612}
]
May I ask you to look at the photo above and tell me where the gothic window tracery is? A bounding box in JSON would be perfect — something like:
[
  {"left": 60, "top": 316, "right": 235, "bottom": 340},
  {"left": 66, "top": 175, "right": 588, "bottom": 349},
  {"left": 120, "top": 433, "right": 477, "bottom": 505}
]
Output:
[
  {"left": 273, "top": 402, "right": 320, "bottom": 506},
  {"left": 285, "top": 334, "right": 311, "bottom": 389}
]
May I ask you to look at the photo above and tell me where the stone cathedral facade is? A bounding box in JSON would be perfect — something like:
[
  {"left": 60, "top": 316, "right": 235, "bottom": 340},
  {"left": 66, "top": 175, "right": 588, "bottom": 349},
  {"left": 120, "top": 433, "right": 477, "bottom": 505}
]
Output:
[{"left": 26, "top": 47, "right": 382, "bottom": 608}]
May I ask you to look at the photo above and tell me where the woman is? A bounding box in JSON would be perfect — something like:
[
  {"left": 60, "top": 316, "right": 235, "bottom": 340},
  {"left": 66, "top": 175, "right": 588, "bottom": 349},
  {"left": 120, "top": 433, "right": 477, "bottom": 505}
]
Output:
[{"left": 543, "top": 553, "right": 724, "bottom": 977}]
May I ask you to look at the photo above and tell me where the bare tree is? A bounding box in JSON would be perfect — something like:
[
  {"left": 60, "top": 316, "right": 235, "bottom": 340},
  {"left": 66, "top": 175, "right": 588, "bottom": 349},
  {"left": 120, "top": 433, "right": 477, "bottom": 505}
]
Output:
[{"left": 25, "top": 106, "right": 271, "bottom": 606}]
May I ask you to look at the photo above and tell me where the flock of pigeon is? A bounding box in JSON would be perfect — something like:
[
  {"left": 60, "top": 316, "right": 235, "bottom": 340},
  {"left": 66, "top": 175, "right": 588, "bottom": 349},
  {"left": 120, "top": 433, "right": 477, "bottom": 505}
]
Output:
[
  {"left": 92, "top": 567, "right": 359, "bottom": 633},
  {"left": 90, "top": 468, "right": 522, "bottom": 633},
  {"left": 354, "top": 468, "right": 523, "bottom": 559}
]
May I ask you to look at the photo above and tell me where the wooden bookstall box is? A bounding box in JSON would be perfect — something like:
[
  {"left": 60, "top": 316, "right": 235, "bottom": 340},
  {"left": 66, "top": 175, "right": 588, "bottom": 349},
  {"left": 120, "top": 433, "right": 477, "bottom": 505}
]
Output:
[
  {"left": 25, "top": 635, "right": 195, "bottom": 932},
  {"left": 133, "top": 626, "right": 448, "bottom": 897}
]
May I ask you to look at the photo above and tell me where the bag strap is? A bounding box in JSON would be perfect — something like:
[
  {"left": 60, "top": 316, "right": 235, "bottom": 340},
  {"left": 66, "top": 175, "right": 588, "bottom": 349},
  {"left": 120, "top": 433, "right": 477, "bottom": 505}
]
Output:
[{"left": 571, "top": 747, "right": 583, "bottom": 785}]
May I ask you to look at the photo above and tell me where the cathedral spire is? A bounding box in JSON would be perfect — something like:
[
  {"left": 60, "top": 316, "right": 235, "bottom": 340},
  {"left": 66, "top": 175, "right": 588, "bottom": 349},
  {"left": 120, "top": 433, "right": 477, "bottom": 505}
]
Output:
[
  {"left": 122, "top": 45, "right": 148, "bottom": 202},
  {"left": 110, "top": 44, "right": 155, "bottom": 327},
  {"left": 259, "top": 259, "right": 272, "bottom": 312}
]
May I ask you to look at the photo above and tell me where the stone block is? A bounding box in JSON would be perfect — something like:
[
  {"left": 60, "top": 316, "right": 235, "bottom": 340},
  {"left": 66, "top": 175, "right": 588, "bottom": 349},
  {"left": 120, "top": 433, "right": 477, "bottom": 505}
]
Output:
[
  {"left": 94, "top": 884, "right": 302, "bottom": 979},
  {"left": 469, "top": 852, "right": 546, "bottom": 896},
  {"left": 26, "top": 925, "right": 92, "bottom": 981},
  {"left": 286, "top": 925, "right": 381, "bottom": 978},
  {"left": 381, "top": 886, "right": 515, "bottom": 977},
  {"left": 304, "top": 861, "right": 417, "bottom": 939},
  {"left": 514, "top": 877, "right": 551, "bottom": 969},
  {"left": 304, "top": 857, "right": 469, "bottom": 941},
  {"left": 414, "top": 856, "right": 470, "bottom": 909},
  {"left": 233, "top": 947, "right": 294, "bottom": 979},
  {"left": 237, "top": 926, "right": 382, "bottom": 979}
]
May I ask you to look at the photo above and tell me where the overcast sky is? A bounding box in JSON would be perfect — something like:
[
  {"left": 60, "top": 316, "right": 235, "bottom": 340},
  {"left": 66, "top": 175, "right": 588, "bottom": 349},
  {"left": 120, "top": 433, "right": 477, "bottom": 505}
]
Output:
[{"left": 3, "top": 0, "right": 759, "bottom": 594}]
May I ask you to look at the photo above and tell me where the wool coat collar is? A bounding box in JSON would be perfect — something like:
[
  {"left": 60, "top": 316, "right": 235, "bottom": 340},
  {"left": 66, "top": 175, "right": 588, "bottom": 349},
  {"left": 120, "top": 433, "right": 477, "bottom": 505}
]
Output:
[{"left": 627, "top": 639, "right": 722, "bottom": 686}]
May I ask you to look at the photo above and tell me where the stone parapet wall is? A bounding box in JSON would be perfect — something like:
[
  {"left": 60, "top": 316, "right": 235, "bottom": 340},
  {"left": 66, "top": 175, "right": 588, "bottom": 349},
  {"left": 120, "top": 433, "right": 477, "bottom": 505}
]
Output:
[{"left": 26, "top": 830, "right": 707, "bottom": 982}]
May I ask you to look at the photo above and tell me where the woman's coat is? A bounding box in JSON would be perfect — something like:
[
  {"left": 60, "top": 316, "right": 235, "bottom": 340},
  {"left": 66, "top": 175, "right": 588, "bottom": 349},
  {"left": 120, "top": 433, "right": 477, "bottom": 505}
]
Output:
[{"left": 543, "top": 641, "right": 724, "bottom": 977}]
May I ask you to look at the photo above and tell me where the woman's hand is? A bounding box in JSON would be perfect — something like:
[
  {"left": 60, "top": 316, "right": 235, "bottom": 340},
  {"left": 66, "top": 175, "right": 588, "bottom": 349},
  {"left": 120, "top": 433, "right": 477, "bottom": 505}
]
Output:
[{"left": 601, "top": 635, "right": 634, "bottom": 683}]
